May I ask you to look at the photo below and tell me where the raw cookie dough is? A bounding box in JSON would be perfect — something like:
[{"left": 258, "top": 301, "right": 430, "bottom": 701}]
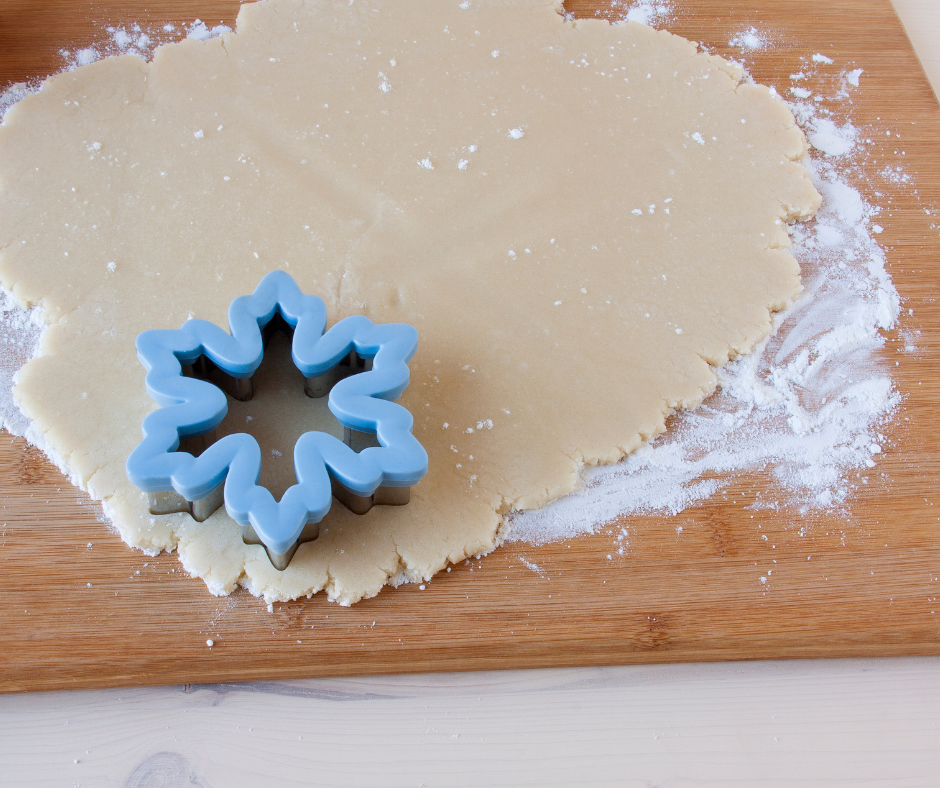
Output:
[{"left": 0, "top": 0, "right": 819, "bottom": 604}]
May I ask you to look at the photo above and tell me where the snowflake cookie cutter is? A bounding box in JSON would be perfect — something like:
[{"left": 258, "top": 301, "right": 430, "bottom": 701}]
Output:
[{"left": 125, "top": 270, "right": 429, "bottom": 570}]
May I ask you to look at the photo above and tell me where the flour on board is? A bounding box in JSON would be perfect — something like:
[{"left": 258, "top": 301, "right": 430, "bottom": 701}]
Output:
[{"left": 509, "top": 43, "right": 905, "bottom": 546}]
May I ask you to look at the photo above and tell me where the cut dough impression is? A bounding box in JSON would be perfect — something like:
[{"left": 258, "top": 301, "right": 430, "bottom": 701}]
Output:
[{"left": 0, "top": 0, "right": 819, "bottom": 604}]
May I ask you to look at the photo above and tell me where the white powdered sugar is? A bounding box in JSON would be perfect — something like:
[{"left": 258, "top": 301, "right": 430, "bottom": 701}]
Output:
[{"left": 508, "top": 50, "right": 904, "bottom": 545}]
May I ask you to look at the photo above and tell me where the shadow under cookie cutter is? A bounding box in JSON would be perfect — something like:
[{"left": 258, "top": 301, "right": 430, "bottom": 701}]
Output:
[{"left": 125, "top": 270, "right": 429, "bottom": 570}]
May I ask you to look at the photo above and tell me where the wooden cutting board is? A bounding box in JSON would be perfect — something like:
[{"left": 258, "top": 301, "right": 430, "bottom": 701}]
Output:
[{"left": 1, "top": 0, "right": 938, "bottom": 694}]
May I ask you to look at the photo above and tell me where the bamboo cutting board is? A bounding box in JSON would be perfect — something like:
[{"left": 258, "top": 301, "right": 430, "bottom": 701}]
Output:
[{"left": 1, "top": 0, "right": 938, "bottom": 694}]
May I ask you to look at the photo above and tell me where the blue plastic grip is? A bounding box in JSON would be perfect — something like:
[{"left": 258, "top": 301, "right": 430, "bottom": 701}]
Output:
[{"left": 125, "top": 270, "right": 428, "bottom": 556}]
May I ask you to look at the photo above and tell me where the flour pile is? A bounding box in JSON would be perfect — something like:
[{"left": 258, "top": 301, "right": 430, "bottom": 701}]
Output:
[{"left": 509, "top": 56, "right": 903, "bottom": 544}]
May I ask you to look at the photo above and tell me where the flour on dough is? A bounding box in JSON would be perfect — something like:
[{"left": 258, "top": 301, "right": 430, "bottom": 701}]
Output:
[{"left": 0, "top": 0, "right": 819, "bottom": 604}]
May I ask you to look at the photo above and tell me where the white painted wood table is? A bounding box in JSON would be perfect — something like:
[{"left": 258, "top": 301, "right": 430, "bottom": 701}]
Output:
[{"left": 2, "top": 2, "right": 940, "bottom": 786}]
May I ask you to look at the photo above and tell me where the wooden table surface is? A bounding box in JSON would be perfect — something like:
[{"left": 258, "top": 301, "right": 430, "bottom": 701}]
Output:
[
  {"left": 1, "top": 0, "right": 940, "bottom": 784},
  {"left": 3, "top": 0, "right": 940, "bottom": 695}
]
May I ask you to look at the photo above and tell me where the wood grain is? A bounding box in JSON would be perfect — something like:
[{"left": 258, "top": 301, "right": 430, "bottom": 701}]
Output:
[{"left": 1, "top": 0, "right": 939, "bottom": 693}]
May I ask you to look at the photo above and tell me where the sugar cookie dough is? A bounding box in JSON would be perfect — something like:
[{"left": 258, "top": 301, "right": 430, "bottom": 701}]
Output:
[{"left": 0, "top": 0, "right": 819, "bottom": 604}]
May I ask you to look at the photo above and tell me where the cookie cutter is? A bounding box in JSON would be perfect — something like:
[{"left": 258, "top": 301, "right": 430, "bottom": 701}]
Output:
[{"left": 126, "top": 270, "right": 428, "bottom": 570}]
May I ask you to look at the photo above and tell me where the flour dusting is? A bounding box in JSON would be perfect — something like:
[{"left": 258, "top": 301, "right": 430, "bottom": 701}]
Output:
[
  {"left": 729, "top": 27, "right": 771, "bottom": 52},
  {"left": 508, "top": 48, "right": 903, "bottom": 545},
  {"left": 0, "top": 291, "right": 43, "bottom": 437},
  {"left": 808, "top": 117, "right": 858, "bottom": 157},
  {"left": 612, "top": 1, "right": 673, "bottom": 26},
  {"left": 0, "top": 82, "right": 34, "bottom": 121},
  {"left": 57, "top": 20, "right": 229, "bottom": 70}
]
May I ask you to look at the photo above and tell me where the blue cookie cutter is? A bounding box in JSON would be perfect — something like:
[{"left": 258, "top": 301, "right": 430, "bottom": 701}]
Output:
[{"left": 125, "top": 270, "right": 429, "bottom": 570}]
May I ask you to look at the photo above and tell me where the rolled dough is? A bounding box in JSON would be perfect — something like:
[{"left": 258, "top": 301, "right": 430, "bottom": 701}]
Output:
[{"left": 0, "top": 0, "right": 819, "bottom": 604}]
